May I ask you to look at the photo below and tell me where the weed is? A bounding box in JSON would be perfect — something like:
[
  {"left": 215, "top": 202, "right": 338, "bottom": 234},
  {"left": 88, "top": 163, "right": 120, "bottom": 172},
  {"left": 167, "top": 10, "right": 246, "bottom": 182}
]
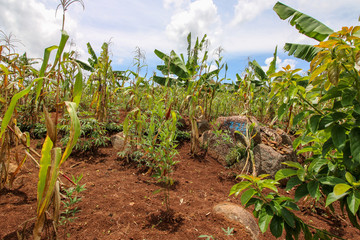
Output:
[{"left": 60, "top": 174, "right": 86, "bottom": 226}]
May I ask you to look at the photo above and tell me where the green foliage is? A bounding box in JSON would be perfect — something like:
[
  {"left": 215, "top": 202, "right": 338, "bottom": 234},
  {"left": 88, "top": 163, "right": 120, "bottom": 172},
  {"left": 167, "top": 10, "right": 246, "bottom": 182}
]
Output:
[
  {"left": 273, "top": 1, "right": 334, "bottom": 61},
  {"left": 32, "top": 123, "right": 47, "bottom": 139},
  {"left": 230, "top": 174, "right": 338, "bottom": 239},
  {"left": 60, "top": 174, "right": 86, "bottom": 226},
  {"left": 60, "top": 117, "right": 110, "bottom": 153}
]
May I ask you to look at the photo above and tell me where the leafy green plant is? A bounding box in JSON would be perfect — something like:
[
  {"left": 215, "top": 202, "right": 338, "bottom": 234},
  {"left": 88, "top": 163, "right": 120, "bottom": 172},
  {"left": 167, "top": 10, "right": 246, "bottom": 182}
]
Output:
[
  {"left": 222, "top": 226, "right": 235, "bottom": 236},
  {"left": 273, "top": 1, "right": 334, "bottom": 61},
  {"left": 230, "top": 174, "right": 341, "bottom": 239},
  {"left": 231, "top": 4, "right": 360, "bottom": 239},
  {"left": 60, "top": 174, "right": 86, "bottom": 226},
  {"left": 60, "top": 117, "right": 110, "bottom": 153},
  {"left": 32, "top": 123, "right": 47, "bottom": 139}
]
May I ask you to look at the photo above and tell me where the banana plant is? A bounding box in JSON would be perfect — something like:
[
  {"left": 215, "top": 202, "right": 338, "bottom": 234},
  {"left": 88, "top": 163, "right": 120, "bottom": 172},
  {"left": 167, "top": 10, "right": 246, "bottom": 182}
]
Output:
[
  {"left": 273, "top": 1, "right": 334, "bottom": 61},
  {"left": 154, "top": 33, "right": 222, "bottom": 155}
]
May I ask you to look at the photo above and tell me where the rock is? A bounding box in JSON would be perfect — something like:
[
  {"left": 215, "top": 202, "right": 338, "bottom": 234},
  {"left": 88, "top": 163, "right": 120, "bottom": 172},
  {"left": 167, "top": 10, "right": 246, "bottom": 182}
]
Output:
[
  {"left": 199, "top": 130, "right": 237, "bottom": 166},
  {"left": 197, "top": 119, "right": 210, "bottom": 135},
  {"left": 260, "top": 127, "right": 293, "bottom": 147},
  {"left": 253, "top": 144, "right": 296, "bottom": 177},
  {"left": 215, "top": 116, "right": 261, "bottom": 145},
  {"left": 277, "top": 129, "right": 293, "bottom": 146},
  {"left": 213, "top": 202, "right": 260, "bottom": 240},
  {"left": 260, "top": 126, "right": 282, "bottom": 145},
  {"left": 110, "top": 132, "right": 130, "bottom": 152}
]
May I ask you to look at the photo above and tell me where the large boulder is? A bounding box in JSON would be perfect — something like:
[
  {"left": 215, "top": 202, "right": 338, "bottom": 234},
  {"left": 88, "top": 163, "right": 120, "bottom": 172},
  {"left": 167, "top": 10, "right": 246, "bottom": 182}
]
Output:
[
  {"left": 254, "top": 144, "right": 296, "bottom": 177},
  {"left": 199, "top": 130, "right": 238, "bottom": 166},
  {"left": 215, "top": 116, "right": 261, "bottom": 145},
  {"left": 260, "top": 127, "right": 293, "bottom": 147},
  {"left": 213, "top": 202, "right": 260, "bottom": 240}
]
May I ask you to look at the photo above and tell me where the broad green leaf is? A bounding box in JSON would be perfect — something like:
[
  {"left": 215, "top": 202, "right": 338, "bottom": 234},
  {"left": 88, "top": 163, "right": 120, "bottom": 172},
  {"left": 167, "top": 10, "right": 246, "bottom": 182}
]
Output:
[
  {"left": 258, "top": 207, "right": 273, "bottom": 233},
  {"left": 307, "top": 180, "right": 321, "bottom": 200},
  {"left": 318, "top": 115, "right": 333, "bottom": 130},
  {"left": 345, "top": 172, "right": 356, "bottom": 185},
  {"left": 293, "top": 112, "right": 306, "bottom": 127},
  {"left": 308, "top": 158, "right": 327, "bottom": 174},
  {"left": 36, "top": 45, "right": 58, "bottom": 102},
  {"left": 347, "top": 191, "right": 360, "bottom": 215},
  {"left": 297, "top": 168, "right": 306, "bottom": 181},
  {"left": 37, "top": 136, "right": 53, "bottom": 211},
  {"left": 331, "top": 125, "right": 346, "bottom": 151},
  {"left": 241, "top": 188, "right": 257, "bottom": 205},
  {"left": 53, "top": 31, "right": 69, "bottom": 67},
  {"left": 60, "top": 102, "right": 81, "bottom": 165},
  {"left": 281, "top": 207, "right": 295, "bottom": 228},
  {"left": 270, "top": 215, "right": 284, "bottom": 238},
  {"left": 342, "top": 88, "right": 357, "bottom": 107},
  {"left": 284, "top": 43, "right": 322, "bottom": 62},
  {"left": 295, "top": 183, "right": 309, "bottom": 201},
  {"left": 39, "top": 147, "right": 61, "bottom": 215},
  {"left": 229, "top": 181, "right": 252, "bottom": 197},
  {"left": 278, "top": 103, "right": 288, "bottom": 120},
  {"left": 334, "top": 183, "right": 352, "bottom": 196},
  {"left": 331, "top": 112, "right": 348, "bottom": 122},
  {"left": 322, "top": 137, "right": 334, "bottom": 156},
  {"left": 350, "top": 127, "right": 360, "bottom": 162},
  {"left": 282, "top": 161, "right": 303, "bottom": 170},
  {"left": 286, "top": 176, "right": 302, "bottom": 191},
  {"left": 72, "top": 69, "right": 83, "bottom": 107},
  {"left": 283, "top": 201, "right": 300, "bottom": 211},
  {"left": 325, "top": 192, "right": 348, "bottom": 206},
  {"left": 309, "top": 115, "right": 321, "bottom": 133},
  {"left": 319, "top": 176, "right": 346, "bottom": 186},
  {"left": 273, "top": 2, "right": 333, "bottom": 41},
  {"left": 320, "top": 85, "right": 345, "bottom": 102},
  {"left": 262, "top": 179, "right": 279, "bottom": 192},
  {"left": 275, "top": 169, "right": 298, "bottom": 181},
  {"left": 153, "top": 76, "right": 176, "bottom": 86},
  {"left": 297, "top": 146, "right": 315, "bottom": 154},
  {"left": 249, "top": 60, "right": 267, "bottom": 81},
  {"left": 0, "top": 78, "right": 41, "bottom": 139},
  {"left": 86, "top": 42, "right": 98, "bottom": 67}
]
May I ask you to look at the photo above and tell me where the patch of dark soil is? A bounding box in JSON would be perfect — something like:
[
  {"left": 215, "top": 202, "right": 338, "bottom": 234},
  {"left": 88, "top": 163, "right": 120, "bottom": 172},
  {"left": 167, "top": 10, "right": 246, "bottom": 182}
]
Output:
[{"left": 145, "top": 209, "right": 184, "bottom": 233}]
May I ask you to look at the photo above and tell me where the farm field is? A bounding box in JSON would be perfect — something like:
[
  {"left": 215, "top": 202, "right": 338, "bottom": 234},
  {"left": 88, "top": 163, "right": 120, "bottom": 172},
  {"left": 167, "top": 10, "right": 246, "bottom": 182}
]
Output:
[
  {"left": 2, "top": 1, "right": 360, "bottom": 239},
  {"left": 1, "top": 130, "right": 360, "bottom": 240}
]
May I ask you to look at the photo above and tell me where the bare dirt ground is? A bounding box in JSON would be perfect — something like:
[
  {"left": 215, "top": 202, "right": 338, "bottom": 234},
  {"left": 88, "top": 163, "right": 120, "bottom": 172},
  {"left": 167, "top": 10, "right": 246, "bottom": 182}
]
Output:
[{"left": 2, "top": 138, "right": 360, "bottom": 240}]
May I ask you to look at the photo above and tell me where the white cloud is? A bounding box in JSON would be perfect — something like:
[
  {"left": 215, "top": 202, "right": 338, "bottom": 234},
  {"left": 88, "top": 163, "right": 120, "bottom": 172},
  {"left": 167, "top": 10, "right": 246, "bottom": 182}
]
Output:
[
  {"left": 231, "top": 0, "right": 276, "bottom": 26},
  {"left": 262, "top": 56, "right": 297, "bottom": 73},
  {"left": 166, "top": 0, "right": 222, "bottom": 48}
]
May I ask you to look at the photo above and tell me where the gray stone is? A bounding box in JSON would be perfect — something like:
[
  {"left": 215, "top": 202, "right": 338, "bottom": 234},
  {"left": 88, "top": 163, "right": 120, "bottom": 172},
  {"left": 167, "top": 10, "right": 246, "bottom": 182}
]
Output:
[
  {"left": 110, "top": 132, "right": 130, "bottom": 152},
  {"left": 199, "top": 130, "right": 237, "bottom": 166},
  {"left": 254, "top": 144, "right": 296, "bottom": 177},
  {"left": 197, "top": 119, "right": 210, "bottom": 135},
  {"left": 215, "top": 116, "right": 261, "bottom": 145},
  {"left": 213, "top": 202, "right": 260, "bottom": 240}
]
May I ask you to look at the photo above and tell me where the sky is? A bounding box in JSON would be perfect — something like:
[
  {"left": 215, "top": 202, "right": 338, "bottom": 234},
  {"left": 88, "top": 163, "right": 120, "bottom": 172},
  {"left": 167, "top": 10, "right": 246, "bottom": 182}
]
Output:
[{"left": 1, "top": 0, "right": 360, "bottom": 81}]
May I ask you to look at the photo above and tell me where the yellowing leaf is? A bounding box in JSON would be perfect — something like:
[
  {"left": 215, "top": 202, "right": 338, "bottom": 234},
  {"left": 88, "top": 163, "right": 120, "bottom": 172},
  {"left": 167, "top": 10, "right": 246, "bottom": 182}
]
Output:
[{"left": 334, "top": 183, "right": 352, "bottom": 196}]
